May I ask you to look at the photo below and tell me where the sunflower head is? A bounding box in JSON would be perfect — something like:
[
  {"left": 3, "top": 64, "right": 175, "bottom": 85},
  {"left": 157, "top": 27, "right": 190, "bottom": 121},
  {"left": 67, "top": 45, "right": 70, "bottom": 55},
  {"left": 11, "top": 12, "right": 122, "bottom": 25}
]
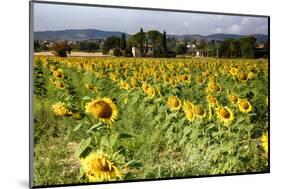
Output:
[
  {"left": 146, "top": 86, "right": 155, "bottom": 98},
  {"left": 261, "top": 132, "right": 268, "bottom": 154},
  {"left": 183, "top": 100, "right": 193, "bottom": 112},
  {"left": 196, "top": 75, "right": 204, "bottom": 85},
  {"left": 237, "top": 99, "right": 252, "bottom": 113},
  {"left": 80, "top": 152, "right": 122, "bottom": 182},
  {"left": 248, "top": 71, "right": 255, "bottom": 79},
  {"left": 167, "top": 96, "right": 182, "bottom": 111},
  {"left": 228, "top": 94, "right": 239, "bottom": 104},
  {"left": 85, "top": 98, "right": 118, "bottom": 125},
  {"left": 163, "top": 74, "right": 170, "bottom": 82},
  {"left": 212, "top": 83, "right": 221, "bottom": 93},
  {"left": 53, "top": 68, "right": 64, "bottom": 79},
  {"left": 119, "top": 81, "right": 130, "bottom": 91},
  {"left": 229, "top": 67, "right": 238, "bottom": 76},
  {"left": 52, "top": 102, "right": 72, "bottom": 117},
  {"left": 193, "top": 105, "right": 206, "bottom": 118},
  {"left": 85, "top": 83, "right": 97, "bottom": 91},
  {"left": 216, "top": 106, "right": 234, "bottom": 125},
  {"left": 207, "top": 82, "right": 221, "bottom": 93},
  {"left": 130, "top": 77, "right": 138, "bottom": 88},
  {"left": 238, "top": 71, "right": 248, "bottom": 82},
  {"left": 185, "top": 109, "right": 195, "bottom": 122},
  {"left": 181, "top": 74, "right": 191, "bottom": 83},
  {"left": 56, "top": 81, "right": 65, "bottom": 89},
  {"left": 207, "top": 95, "right": 218, "bottom": 107},
  {"left": 169, "top": 78, "right": 176, "bottom": 86},
  {"left": 142, "top": 81, "right": 149, "bottom": 92}
]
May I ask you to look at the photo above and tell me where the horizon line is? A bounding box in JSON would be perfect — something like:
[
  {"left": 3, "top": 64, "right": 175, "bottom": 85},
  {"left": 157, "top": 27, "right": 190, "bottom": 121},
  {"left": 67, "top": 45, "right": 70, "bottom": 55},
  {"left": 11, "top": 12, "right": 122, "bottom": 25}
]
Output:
[{"left": 34, "top": 28, "right": 268, "bottom": 37}]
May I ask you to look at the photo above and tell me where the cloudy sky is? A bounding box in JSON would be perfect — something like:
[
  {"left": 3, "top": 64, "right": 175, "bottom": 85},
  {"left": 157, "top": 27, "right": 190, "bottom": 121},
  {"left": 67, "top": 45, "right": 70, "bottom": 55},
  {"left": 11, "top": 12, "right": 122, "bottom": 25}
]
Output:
[{"left": 34, "top": 3, "right": 268, "bottom": 35}]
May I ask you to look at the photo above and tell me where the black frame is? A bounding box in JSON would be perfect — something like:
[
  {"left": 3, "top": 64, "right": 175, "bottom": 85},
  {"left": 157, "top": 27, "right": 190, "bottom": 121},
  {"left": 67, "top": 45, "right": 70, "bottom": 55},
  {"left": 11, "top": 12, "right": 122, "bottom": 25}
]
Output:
[{"left": 29, "top": 1, "right": 270, "bottom": 188}]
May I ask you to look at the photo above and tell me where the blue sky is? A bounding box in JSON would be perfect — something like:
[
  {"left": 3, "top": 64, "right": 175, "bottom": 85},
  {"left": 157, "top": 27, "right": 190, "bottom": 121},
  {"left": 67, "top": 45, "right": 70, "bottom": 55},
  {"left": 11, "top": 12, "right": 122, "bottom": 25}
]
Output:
[{"left": 34, "top": 3, "right": 268, "bottom": 35}]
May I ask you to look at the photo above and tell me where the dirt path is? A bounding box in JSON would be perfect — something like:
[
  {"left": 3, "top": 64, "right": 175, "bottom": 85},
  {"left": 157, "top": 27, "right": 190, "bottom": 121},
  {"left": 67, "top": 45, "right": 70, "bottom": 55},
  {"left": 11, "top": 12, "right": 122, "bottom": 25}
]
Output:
[{"left": 34, "top": 51, "right": 111, "bottom": 57}]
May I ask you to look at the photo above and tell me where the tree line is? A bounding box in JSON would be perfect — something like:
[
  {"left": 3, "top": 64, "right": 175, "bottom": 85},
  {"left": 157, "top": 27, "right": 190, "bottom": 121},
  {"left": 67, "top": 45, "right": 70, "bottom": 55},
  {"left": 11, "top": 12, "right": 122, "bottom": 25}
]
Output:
[
  {"left": 102, "top": 28, "right": 175, "bottom": 58},
  {"left": 218, "top": 36, "right": 268, "bottom": 59},
  {"left": 34, "top": 28, "right": 268, "bottom": 59}
]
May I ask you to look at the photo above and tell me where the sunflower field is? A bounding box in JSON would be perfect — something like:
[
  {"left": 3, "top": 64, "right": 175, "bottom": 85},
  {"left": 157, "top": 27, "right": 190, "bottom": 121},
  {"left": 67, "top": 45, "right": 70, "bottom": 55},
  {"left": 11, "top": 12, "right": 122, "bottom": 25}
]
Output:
[{"left": 33, "top": 56, "right": 269, "bottom": 186}]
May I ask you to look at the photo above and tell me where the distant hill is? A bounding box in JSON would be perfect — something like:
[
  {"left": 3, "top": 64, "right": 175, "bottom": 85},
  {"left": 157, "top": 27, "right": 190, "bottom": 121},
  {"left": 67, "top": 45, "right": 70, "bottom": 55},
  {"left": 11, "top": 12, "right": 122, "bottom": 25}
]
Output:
[
  {"left": 34, "top": 29, "right": 131, "bottom": 41},
  {"left": 206, "top": 33, "right": 268, "bottom": 42},
  {"left": 35, "top": 29, "right": 268, "bottom": 43},
  {"left": 171, "top": 33, "right": 268, "bottom": 43}
]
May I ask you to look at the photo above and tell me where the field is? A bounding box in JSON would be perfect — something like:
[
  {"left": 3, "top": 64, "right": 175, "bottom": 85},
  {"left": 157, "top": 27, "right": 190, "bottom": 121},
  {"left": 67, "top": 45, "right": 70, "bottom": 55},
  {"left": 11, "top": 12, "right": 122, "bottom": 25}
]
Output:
[{"left": 33, "top": 56, "right": 269, "bottom": 186}]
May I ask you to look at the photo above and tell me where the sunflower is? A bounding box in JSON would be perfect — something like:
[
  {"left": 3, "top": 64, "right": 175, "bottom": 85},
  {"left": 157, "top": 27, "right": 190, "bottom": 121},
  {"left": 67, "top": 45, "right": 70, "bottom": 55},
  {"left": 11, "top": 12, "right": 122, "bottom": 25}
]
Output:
[
  {"left": 130, "top": 77, "right": 138, "bottom": 88},
  {"left": 163, "top": 74, "right": 170, "bottom": 82},
  {"left": 85, "top": 83, "right": 97, "bottom": 92},
  {"left": 145, "top": 86, "right": 155, "bottom": 98},
  {"left": 181, "top": 74, "right": 191, "bottom": 84},
  {"left": 207, "top": 82, "right": 221, "bottom": 93},
  {"left": 185, "top": 109, "right": 195, "bottom": 122},
  {"left": 183, "top": 100, "right": 193, "bottom": 112},
  {"left": 119, "top": 80, "right": 130, "bottom": 91},
  {"left": 85, "top": 98, "right": 118, "bottom": 125},
  {"left": 248, "top": 71, "right": 255, "bottom": 79},
  {"left": 229, "top": 67, "right": 238, "bottom": 76},
  {"left": 52, "top": 102, "right": 72, "bottom": 117},
  {"left": 49, "top": 65, "right": 57, "bottom": 72},
  {"left": 56, "top": 81, "right": 65, "bottom": 89},
  {"left": 228, "top": 94, "right": 239, "bottom": 104},
  {"left": 80, "top": 152, "right": 122, "bottom": 182},
  {"left": 167, "top": 96, "right": 182, "bottom": 111},
  {"left": 142, "top": 81, "right": 149, "bottom": 92},
  {"left": 49, "top": 77, "right": 57, "bottom": 84},
  {"left": 53, "top": 68, "right": 64, "bottom": 79},
  {"left": 196, "top": 75, "right": 204, "bottom": 85},
  {"left": 193, "top": 105, "right": 206, "bottom": 118},
  {"left": 212, "top": 83, "right": 221, "bottom": 93},
  {"left": 261, "top": 132, "right": 268, "bottom": 154},
  {"left": 169, "top": 78, "right": 176, "bottom": 86},
  {"left": 216, "top": 106, "right": 234, "bottom": 125},
  {"left": 237, "top": 99, "right": 252, "bottom": 113},
  {"left": 238, "top": 71, "right": 248, "bottom": 82},
  {"left": 207, "top": 95, "right": 218, "bottom": 107}
]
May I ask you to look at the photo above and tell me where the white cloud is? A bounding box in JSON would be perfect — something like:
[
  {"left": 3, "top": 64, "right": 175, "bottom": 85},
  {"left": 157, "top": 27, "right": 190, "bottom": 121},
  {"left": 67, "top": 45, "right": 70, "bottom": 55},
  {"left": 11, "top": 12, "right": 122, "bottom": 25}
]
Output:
[
  {"left": 241, "top": 17, "right": 251, "bottom": 25},
  {"left": 184, "top": 21, "right": 190, "bottom": 27},
  {"left": 226, "top": 24, "right": 242, "bottom": 34},
  {"left": 215, "top": 27, "right": 223, "bottom": 33}
]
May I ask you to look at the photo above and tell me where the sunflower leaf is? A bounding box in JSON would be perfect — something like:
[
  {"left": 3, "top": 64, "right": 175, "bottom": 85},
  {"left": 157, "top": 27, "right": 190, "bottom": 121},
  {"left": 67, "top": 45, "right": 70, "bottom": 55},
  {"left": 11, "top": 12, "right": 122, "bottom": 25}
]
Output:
[
  {"left": 76, "top": 137, "right": 92, "bottom": 158},
  {"left": 87, "top": 122, "right": 104, "bottom": 133},
  {"left": 82, "top": 96, "right": 91, "bottom": 101},
  {"left": 119, "top": 133, "right": 133, "bottom": 139},
  {"left": 125, "top": 160, "right": 143, "bottom": 168},
  {"left": 73, "top": 122, "right": 83, "bottom": 132},
  {"left": 110, "top": 132, "right": 120, "bottom": 148}
]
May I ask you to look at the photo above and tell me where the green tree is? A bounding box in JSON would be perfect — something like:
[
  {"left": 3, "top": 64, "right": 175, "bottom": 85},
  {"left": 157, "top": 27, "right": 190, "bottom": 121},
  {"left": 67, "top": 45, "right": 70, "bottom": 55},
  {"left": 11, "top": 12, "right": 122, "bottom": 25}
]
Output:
[
  {"left": 229, "top": 39, "right": 241, "bottom": 58},
  {"left": 102, "top": 36, "right": 120, "bottom": 54},
  {"left": 176, "top": 43, "right": 187, "bottom": 55},
  {"left": 78, "top": 41, "right": 99, "bottom": 52},
  {"left": 139, "top": 28, "right": 145, "bottom": 56},
  {"left": 162, "top": 30, "right": 167, "bottom": 54},
  {"left": 52, "top": 41, "right": 71, "bottom": 57},
  {"left": 34, "top": 40, "right": 41, "bottom": 52},
  {"left": 240, "top": 36, "right": 256, "bottom": 58},
  {"left": 147, "top": 30, "right": 163, "bottom": 57},
  {"left": 120, "top": 33, "right": 127, "bottom": 51}
]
